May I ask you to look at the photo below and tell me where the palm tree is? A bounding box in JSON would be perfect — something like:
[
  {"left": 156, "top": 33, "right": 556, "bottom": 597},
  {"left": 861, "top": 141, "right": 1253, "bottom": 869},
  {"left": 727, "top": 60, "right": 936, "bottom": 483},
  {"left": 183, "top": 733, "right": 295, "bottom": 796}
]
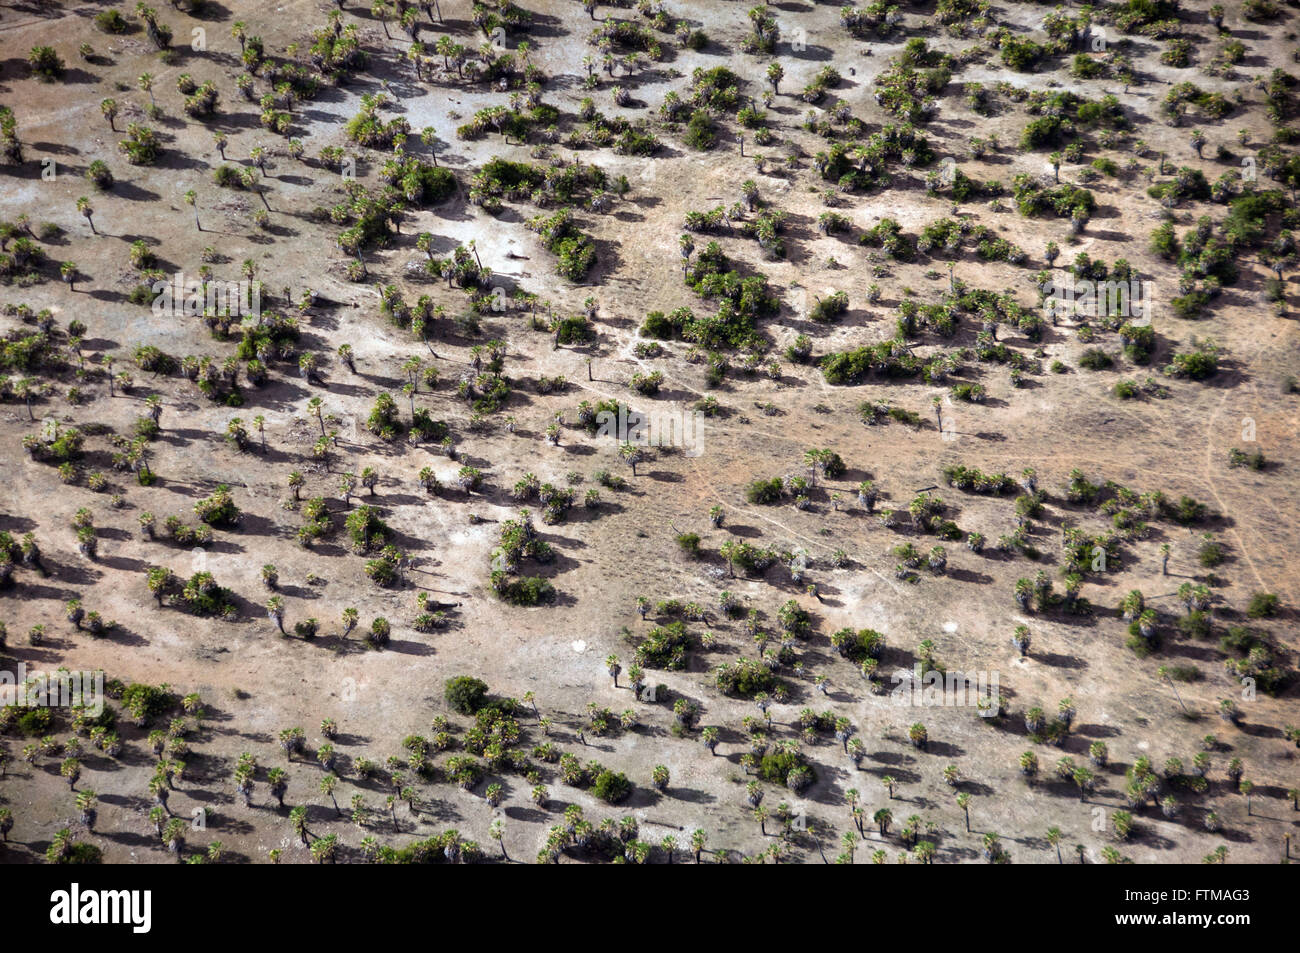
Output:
[
  {"left": 1019, "top": 750, "right": 1039, "bottom": 781},
  {"left": 619, "top": 442, "right": 645, "bottom": 476},
  {"left": 267, "top": 767, "right": 287, "bottom": 808},
  {"left": 605, "top": 654, "right": 621, "bottom": 687},
  {"left": 76, "top": 196, "right": 95, "bottom": 234},
  {"left": 766, "top": 61, "right": 783, "bottom": 95},
  {"left": 241, "top": 168, "right": 270, "bottom": 211},
  {"left": 308, "top": 397, "right": 325, "bottom": 436},
  {"left": 1191, "top": 129, "right": 1206, "bottom": 158},
  {"left": 341, "top": 607, "right": 358, "bottom": 638},
  {"left": 372, "top": 0, "right": 394, "bottom": 37},
  {"left": 1011, "top": 624, "right": 1031, "bottom": 657},
  {"left": 250, "top": 145, "right": 270, "bottom": 177},
  {"left": 100, "top": 98, "right": 118, "bottom": 130},
  {"left": 163, "top": 818, "right": 186, "bottom": 860},
  {"left": 138, "top": 73, "right": 155, "bottom": 108},
  {"left": 956, "top": 792, "right": 971, "bottom": 831},
  {"left": 678, "top": 233, "right": 695, "bottom": 276},
  {"left": 1074, "top": 767, "right": 1095, "bottom": 802},
  {"left": 873, "top": 807, "right": 892, "bottom": 837},
  {"left": 289, "top": 805, "right": 309, "bottom": 844},
  {"left": 265, "top": 595, "right": 284, "bottom": 633},
  {"left": 1046, "top": 826, "right": 1063, "bottom": 863},
  {"left": 183, "top": 189, "right": 200, "bottom": 231}
]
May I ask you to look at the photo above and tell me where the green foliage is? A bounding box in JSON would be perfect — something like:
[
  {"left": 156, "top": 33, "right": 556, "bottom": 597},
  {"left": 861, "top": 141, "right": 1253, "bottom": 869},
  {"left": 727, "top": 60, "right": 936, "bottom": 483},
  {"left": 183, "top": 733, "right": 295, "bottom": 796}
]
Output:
[
  {"left": 809, "top": 290, "right": 849, "bottom": 323},
  {"left": 1000, "top": 35, "right": 1044, "bottom": 72},
  {"left": 714, "top": 657, "right": 776, "bottom": 697},
  {"left": 1013, "top": 176, "right": 1095, "bottom": 219},
  {"left": 444, "top": 676, "right": 489, "bottom": 715},
  {"left": 491, "top": 572, "right": 556, "bottom": 606},
  {"left": 345, "top": 505, "right": 390, "bottom": 554},
  {"left": 527, "top": 209, "right": 596, "bottom": 281},
  {"left": 683, "top": 110, "right": 715, "bottom": 150},
  {"left": 635, "top": 621, "right": 691, "bottom": 670},
  {"left": 759, "top": 750, "right": 813, "bottom": 787},
  {"left": 591, "top": 769, "right": 631, "bottom": 804},
  {"left": 1246, "top": 592, "right": 1279, "bottom": 619},
  {"left": 193, "top": 485, "right": 239, "bottom": 527},
  {"left": 118, "top": 124, "right": 161, "bottom": 165},
  {"left": 745, "top": 477, "right": 783, "bottom": 504}
]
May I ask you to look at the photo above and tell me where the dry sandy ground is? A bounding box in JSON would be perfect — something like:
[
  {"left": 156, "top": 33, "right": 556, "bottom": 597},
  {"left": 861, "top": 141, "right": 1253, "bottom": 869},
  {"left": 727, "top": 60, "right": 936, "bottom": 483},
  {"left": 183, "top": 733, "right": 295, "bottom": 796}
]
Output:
[{"left": 0, "top": 0, "right": 1295, "bottom": 863}]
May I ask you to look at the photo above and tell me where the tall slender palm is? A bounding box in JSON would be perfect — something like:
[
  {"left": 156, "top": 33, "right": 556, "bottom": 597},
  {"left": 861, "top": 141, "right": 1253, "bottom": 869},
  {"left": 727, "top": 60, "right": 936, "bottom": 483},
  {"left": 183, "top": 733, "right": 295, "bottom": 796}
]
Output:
[
  {"left": 873, "top": 807, "right": 892, "bottom": 837},
  {"left": 1046, "top": 826, "right": 1063, "bottom": 863},
  {"left": 76, "top": 197, "right": 95, "bottom": 234}
]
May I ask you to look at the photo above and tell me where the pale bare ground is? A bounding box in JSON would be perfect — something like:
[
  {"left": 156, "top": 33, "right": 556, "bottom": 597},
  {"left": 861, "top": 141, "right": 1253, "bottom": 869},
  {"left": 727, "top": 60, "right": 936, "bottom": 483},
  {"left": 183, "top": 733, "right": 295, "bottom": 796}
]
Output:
[{"left": 0, "top": 0, "right": 1295, "bottom": 864}]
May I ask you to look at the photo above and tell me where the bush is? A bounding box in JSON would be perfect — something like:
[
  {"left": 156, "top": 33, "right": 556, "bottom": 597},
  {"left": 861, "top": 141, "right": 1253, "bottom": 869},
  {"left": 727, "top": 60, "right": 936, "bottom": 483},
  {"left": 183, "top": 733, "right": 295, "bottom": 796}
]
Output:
[
  {"left": 194, "top": 484, "right": 240, "bottom": 527},
  {"left": 492, "top": 572, "right": 556, "bottom": 606},
  {"left": 714, "top": 657, "right": 775, "bottom": 697},
  {"left": 28, "top": 46, "right": 65, "bottom": 82},
  {"left": 640, "top": 310, "right": 678, "bottom": 339},
  {"left": 527, "top": 209, "right": 596, "bottom": 281},
  {"left": 445, "top": 676, "right": 489, "bottom": 715},
  {"left": 745, "top": 478, "right": 783, "bottom": 504},
  {"left": 118, "top": 124, "right": 161, "bottom": 165},
  {"left": 1164, "top": 344, "right": 1218, "bottom": 381},
  {"left": 675, "top": 532, "right": 701, "bottom": 557},
  {"left": 591, "top": 769, "right": 631, "bottom": 804},
  {"left": 1114, "top": 379, "right": 1139, "bottom": 399},
  {"left": 1001, "top": 36, "right": 1044, "bottom": 72},
  {"left": 636, "top": 621, "right": 691, "bottom": 669},
  {"left": 1079, "top": 348, "right": 1113, "bottom": 370},
  {"left": 759, "top": 750, "right": 813, "bottom": 788},
  {"left": 684, "top": 110, "right": 715, "bottom": 150},
  {"left": 95, "top": 9, "right": 130, "bottom": 33},
  {"left": 1246, "top": 592, "right": 1279, "bottom": 619},
  {"left": 809, "top": 290, "right": 849, "bottom": 323}
]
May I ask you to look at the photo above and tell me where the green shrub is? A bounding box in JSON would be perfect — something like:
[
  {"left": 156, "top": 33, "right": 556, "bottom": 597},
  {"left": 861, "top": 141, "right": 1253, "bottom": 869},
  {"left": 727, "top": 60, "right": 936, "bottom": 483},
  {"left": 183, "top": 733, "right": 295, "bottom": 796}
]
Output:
[
  {"left": 28, "top": 46, "right": 65, "bottom": 82},
  {"left": 591, "top": 769, "right": 631, "bottom": 804},
  {"left": 745, "top": 478, "right": 783, "bottom": 504},
  {"left": 491, "top": 572, "right": 556, "bottom": 606},
  {"left": 444, "top": 676, "right": 489, "bottom": 715},
  {"left": 1001, "top": 35, "right": 1044, "bottom": 72},
  {"left": 1246, "top": 592, "right": 1279, "bottom": 619},
  {"left": 759, "top": 750, "right": 811, "bottom": 785},
  {"left": 1079, "top": 348, "right": 1113, "bottom": 370},
  {"left": 684, "top": 110, "right": 715, "bottom": 150},
  {"left": 95, "top": 9, "right": 130, "bottom": 33}
]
